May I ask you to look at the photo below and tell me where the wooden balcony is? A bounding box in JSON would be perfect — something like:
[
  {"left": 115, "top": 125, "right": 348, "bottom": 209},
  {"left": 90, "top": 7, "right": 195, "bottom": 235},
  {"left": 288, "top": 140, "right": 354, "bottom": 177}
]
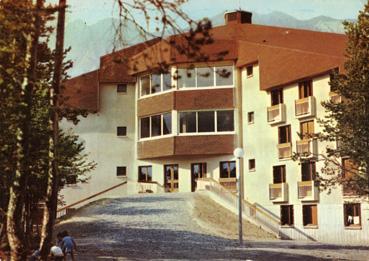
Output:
[
  {"left": 267, "top": 103, "right": 286, "bottom": 125},
  {"left": 296, "top": 139, "right": 318, "bottom": 158},
  {"left": 295, "top": 96, "right": 316, "bottom": 119},
  {"left": 298, "top": 180, "right": 319, "bottom": 201},
  {"left": 278, "top": 143, "right": 292, "bottom": 159},
  {"left": 269, "top": 183, "right": 288, "bottom": 202}
]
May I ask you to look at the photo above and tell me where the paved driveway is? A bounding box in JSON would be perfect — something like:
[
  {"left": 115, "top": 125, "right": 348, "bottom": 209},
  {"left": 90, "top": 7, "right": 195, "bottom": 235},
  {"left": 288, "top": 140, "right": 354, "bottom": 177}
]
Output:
[{"left": 57, "top": 193, "right": 369, "bottom": 260}]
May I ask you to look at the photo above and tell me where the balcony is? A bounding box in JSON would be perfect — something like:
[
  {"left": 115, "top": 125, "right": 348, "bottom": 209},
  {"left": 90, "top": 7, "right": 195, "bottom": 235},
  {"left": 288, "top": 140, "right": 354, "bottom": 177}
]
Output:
[
  {"left": 267, "top": 103, "right": 286, "bottom": 125},
  {"left": 296, "top": 139, "right": 318, "bottom": 158},
  {"left": 269, "top": 183, "right": 288, "bottom": 202},
  {"left": 329, "top": 91, "right": 342, "bottom": 104},
  {"left": 278, "top": 143, "right": 292, "bottom": 159},
  {"left": 298, "top": 180, "right": 319, "bottom": 201},
  {"left": 295, "top": 96, "right": 316, "bottom": 119}
]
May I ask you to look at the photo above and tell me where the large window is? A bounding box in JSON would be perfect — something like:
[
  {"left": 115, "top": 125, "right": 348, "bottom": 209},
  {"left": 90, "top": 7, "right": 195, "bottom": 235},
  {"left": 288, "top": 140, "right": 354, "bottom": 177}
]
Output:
[
  {"left": 177, "top": 65, "right": 233, "bottom": 88},
  {"left": 344, "top": 203, "right": 361, "bottom": 227},
  {"left": 140, "top": 73, "right": 172, "bottom": 97},
  {"left": 140, "top": 113, "right": 172, "bottom": 139},
  {"left": 280, "top": 205, "right": 294, "bottom": 226},
  {"left": 138, "top": 166, "right": 152, "bottom": 182},
  {"left": 179, "top": 110, "right": 234, "bottom": 134},
  {"left": 220, "top": 161, "right": 236, "bottom": 178}
]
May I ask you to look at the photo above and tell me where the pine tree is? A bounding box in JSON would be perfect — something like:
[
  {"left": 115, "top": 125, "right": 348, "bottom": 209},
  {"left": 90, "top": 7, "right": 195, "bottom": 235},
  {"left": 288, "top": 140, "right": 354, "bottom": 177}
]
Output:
[{"left": 319, "top": 1, "right": 369, "bottom": 195}]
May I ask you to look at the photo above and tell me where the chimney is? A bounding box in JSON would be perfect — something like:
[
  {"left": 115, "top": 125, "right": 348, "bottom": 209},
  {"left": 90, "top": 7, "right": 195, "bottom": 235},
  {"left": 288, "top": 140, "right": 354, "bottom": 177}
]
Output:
[{"left": 224, "top": 10, "right": 252, "bottom": 25}]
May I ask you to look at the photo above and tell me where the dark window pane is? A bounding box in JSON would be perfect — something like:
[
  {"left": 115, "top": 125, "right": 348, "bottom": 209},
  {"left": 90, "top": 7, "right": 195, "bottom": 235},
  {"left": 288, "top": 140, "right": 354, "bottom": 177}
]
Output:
[
  {"left": 281, "top": 205, "right": 294, "bottom": 226},
  {"left": 117, "top": 126, "right": 127, "bottom": 136},
  {"left": 151, "top": 74, "right": 161, "bottom": 94},
  {"left": 140, "top": 75, "right": 150, "bottom": 96},
  {"left": 215, "top": 65, "right": 233, "bottom": 86},
  {"left": 140, "top": 117, "right": 150, "bottom": 138},
  {"left": 247, "top": 112, "right": 254, "bottom": 124},
  {"left": 249, "top": 159, "right": 255, "bottom": 171},
  {"left": 278, "top": 125, "right": 291, "bottom": 144},
  {"left": 197, "top": 67, "right": 214, "bottom": 87},
  {"left": 151, "top": 115, "right": 161, "bottom": 137},
  {"left": 163, "top": 113, "right": 172, "bottom": 135},
  {"left": 217, "top": 110, "right": 234, "bottom": 131},
  {"left": 273, "top": 165, "right": 286, "bottom": 183},
  {"left": 117, "top": 84, "right": 127, "bottom": 93},
  {"left": 198, "top": 111, "right": 215, "bottom": 132},
  {"left": 179, "top": 112, "right": 196, "bottom": 133},
  {"left": 271, "top": 89, "right": 283, "bottom": 105},
  {"left": 301, "top": 162, "right": 315, "bottom": 181},
  {"left": 138, "top": 166, "right": 152, "bottom": 182},
  {"left": 163, "top": 73, "right": 172, "bottom": 91},
  {"left": 116, "top": 166, "right": 126, "bottom": 177},
  {"left": 220, "top": 161, "right": 236, "bottom": 178},
  {"left": 177, "top": 68, "right": 195, "bottom": 88},
  {"left": 247, "top": 65, "right": 253, "bottom": 76}
]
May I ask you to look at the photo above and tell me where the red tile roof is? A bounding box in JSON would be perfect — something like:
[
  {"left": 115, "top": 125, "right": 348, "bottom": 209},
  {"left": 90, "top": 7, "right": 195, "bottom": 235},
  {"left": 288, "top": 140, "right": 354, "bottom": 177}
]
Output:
[
  {"left": 62, "top": 70, "right": 99, "bottom": 112},
  {"left": 65, "top": 20, "right": 348, "bottom": 110}
]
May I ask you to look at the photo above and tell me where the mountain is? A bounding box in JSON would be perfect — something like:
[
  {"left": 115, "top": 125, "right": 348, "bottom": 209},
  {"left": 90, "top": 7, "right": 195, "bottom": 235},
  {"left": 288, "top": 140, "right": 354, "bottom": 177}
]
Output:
[
  {"left": 210, "top": 11, "right": 346, "bottom": 33},
  {"left": 64, "top": 11, "right": 348, "bottom": 76}
]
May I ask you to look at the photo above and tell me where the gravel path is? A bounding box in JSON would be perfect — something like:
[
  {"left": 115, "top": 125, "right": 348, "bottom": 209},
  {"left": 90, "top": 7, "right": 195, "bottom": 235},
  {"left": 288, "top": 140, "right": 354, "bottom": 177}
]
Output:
[{"left": 57, "top": 192, "right": 369, "bottom": 260}]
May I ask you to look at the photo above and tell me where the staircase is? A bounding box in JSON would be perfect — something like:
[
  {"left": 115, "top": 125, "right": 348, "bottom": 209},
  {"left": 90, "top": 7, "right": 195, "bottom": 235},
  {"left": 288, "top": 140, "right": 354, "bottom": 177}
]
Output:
[{"left": 197, "top": 178, "right": 281, "bottom": 237}]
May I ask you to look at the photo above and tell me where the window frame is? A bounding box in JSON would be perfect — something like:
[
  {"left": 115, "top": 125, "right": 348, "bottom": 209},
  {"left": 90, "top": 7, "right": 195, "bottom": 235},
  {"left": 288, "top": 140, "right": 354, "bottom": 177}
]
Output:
[
  {"left": 343, "top": 203, "right": 361, "bottom": 228},
  {"left": 298, "top": 79, "right": 313, "bottom": 99},
  {"left": 219, "top": 161, "right": 237, "bottom": 179},
  {"left": 178, "top": 110, "right": 235, "bottom": 135},
  {"left": 117, "top": 126, "right": 127, "bottom": 137},
  {"left": 139, "top": 112, "right": 172, "bottom": 140},
  {"left": 302, "top": 204, "right": 318, "bottom": 228},
  {"left": 246, "top": 65, "right": 253, "bottom": 77},
  {"left": 117, "top": 83, "right": 127, "bottom": 93},
  {"left": 116, "top": 166, "right": 127, "bottom": 177},
  {"left": 278, "top": 125, "right": 291, "bottom": 144},
  {"left": 248, "top": 159, "right": 256, "bottom": 172},
  {"left": 280, "top": 205, "right": 294, "bottom": 227},
  {"left": 271, "top": 88, "right": 283, "bottom": 106},
  {"left": 301, "top": 161, "right": 316, "bottom": 181},
  {"left": 177, "top": 65, "right": 234, "bottom": 90},
  {"left": 139, "top": 72, "right": 173, "bottom": 98},
  {"left": 247, "top": 111, "right": 254, "bottom": 124},
  {"left": 138, "top": 165, "right": 153, "bottom": 182},
  {"left": 300, "top": 120, "right": 314, "bottom": 140},
  {"left": 273, "top": 165, "right": 286, "bottom": 184}
]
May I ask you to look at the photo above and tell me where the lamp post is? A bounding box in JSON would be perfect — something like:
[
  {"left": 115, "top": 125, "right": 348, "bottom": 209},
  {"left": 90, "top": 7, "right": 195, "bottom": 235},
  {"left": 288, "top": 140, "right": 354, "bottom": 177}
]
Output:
[{"left": 233, "top": 147, "right": 244, "bottom": 246}]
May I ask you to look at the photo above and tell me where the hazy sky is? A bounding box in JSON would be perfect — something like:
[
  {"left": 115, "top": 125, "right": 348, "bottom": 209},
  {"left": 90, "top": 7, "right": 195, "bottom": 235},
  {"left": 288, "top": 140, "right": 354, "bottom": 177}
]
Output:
[{"left": 53, "top": 0, "right": 367, "bottom": 25}]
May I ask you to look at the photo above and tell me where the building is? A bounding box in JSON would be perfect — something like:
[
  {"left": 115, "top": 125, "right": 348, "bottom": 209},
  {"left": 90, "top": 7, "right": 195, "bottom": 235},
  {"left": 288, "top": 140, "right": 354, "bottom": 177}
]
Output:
[{"left": 61, "top": 10, "right": 368, "bottom": 244}]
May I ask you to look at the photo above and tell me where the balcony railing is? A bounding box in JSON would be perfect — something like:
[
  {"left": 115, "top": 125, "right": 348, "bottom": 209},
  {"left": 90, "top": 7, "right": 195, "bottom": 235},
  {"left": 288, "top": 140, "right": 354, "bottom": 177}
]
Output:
[
  {"left": 296, "top": 139, "right": 318, "bottom": 158},
  {"left": 267, "top": 103, "right": 286, "bottom": 125},
  {"left": 295, "top": 96, "right": 316, "bottom": 119},
  {"left": 269, "top": 183, "right": 288, "bottom": 202},
  {"left": 278, "top": 142, "right": 292, "bottom": 159},
  {"left": 298, "top": 180, "right": 319, "bottom": 201},
  {"left": 219, "top": 177, "right": 237, "bottom": 192}
]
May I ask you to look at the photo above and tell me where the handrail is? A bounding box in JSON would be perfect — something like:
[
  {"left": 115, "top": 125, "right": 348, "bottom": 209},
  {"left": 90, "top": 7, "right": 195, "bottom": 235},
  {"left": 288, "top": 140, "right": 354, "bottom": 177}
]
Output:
[
  {"left": 201, "top": 177, "right": 280, "bottom": 225},
  {"left": 57, "top": 180, "right": 127, "bottom": 214}
]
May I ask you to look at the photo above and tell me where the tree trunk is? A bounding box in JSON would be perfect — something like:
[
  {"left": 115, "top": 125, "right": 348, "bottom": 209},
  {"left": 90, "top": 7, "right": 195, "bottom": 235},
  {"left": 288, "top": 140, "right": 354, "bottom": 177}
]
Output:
[
  {"left": 6, "top": 1, "right": 42, "bottom": 259},
  {"left": 39, "top": 0, "right": 66, "bottom": 258}
]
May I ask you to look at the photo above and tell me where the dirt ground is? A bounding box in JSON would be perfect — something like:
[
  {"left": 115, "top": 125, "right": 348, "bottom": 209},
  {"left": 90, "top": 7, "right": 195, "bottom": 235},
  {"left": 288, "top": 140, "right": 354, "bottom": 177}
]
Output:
[{"left": 56, "top": 192, "right": 369, "bottom": 260}]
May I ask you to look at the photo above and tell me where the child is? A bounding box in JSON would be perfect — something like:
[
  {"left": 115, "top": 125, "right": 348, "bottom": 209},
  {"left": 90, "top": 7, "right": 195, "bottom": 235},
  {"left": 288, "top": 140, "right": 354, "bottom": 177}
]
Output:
[{"left": 61, "top": 231, "right": 77, "bottom": 261}]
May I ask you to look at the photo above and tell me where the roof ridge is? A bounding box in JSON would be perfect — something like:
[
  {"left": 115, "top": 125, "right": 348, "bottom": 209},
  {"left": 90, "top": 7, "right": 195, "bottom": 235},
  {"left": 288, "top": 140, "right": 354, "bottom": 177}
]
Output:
[{"left": 237, "top": 39, "right": 345, "bottom": 59}]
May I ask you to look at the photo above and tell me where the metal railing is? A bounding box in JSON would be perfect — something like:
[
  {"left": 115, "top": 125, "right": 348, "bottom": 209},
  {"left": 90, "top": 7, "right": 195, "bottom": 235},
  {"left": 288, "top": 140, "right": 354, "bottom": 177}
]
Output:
[
  {"left": 56, "top": 180, "right": 128, "bottom": 219},
  {"left": 200, "top": 178, "right": 281, "bottom": 236}
]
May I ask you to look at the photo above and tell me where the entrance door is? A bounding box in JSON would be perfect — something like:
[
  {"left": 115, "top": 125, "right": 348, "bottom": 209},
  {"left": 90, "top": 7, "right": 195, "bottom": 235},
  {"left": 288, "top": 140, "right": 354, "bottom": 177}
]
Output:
[
  {"left": 164, "top": 164, "right": 179, "bottom": 192},
  {"left": 191, "top": 163, "right": 207, "bottom": 192}
]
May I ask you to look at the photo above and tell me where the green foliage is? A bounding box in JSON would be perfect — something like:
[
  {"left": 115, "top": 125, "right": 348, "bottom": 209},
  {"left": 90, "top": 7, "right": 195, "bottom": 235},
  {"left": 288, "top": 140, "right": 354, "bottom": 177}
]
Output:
[{"left": 318, "top": 1, "right": 369, "bottom": 195}]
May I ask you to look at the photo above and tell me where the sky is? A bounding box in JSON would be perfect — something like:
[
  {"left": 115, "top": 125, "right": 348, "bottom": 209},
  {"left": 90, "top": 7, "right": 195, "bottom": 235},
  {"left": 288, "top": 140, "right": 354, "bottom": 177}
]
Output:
[{"left": 46, "top": 0, "right": 368, "bottom": 25}]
